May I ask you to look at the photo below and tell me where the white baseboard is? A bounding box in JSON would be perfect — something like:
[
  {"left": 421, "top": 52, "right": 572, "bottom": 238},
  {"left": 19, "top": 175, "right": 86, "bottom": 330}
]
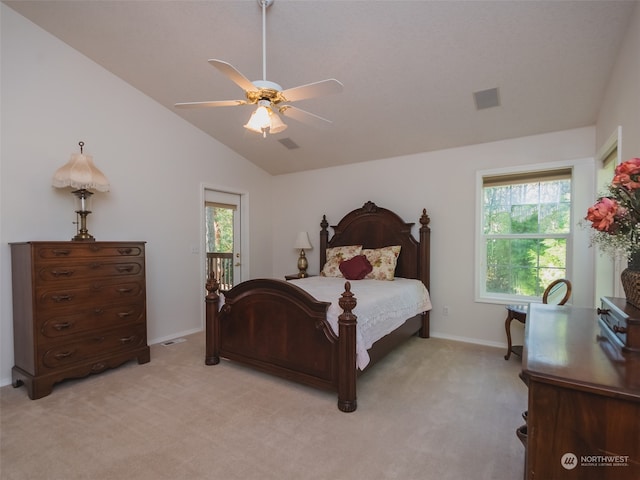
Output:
[
  {"left": 149, "top": 327, "right": 202, "bottom": 346},
  {"left": 429, "top": 332, "right": 506, "bottom": 350}
]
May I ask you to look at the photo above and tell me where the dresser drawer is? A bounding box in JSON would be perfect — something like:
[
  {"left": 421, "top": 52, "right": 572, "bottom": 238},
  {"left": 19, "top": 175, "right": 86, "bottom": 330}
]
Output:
[
  {"left": 36, "top": 279, "right": 144, "bottom": 308},
  {"left": 36, "top": 259, "right": 144, "bottom": 284},
  {"left": 40, "top": 324, "right": 147, "bottom": 370},
  {"left": 35, "top": 243, "right": 143, "bottom": 260},
  {"left": 39, "top": 303, "right": 145, "bottom": 339}
]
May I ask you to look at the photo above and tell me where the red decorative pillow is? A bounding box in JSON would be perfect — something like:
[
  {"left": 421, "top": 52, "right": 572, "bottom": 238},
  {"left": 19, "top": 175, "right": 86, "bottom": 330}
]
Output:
[{"left": 339, "top": 255, "right": 373, "bottom": 280}]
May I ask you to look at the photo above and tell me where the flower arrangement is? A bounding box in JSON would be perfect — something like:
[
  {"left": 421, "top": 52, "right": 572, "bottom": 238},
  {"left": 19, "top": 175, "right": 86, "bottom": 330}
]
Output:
[{"left": 585, "top": 157, "right": 640, "bottom": 260}]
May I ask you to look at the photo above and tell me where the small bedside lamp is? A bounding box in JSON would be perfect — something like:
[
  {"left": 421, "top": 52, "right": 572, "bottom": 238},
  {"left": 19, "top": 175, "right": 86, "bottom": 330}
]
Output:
[
  {"left": 294, "top": 231, "right": 313, "bottom": 278},
  {"left": 52, "top": 141, "right": 110, "bottom": 241}
]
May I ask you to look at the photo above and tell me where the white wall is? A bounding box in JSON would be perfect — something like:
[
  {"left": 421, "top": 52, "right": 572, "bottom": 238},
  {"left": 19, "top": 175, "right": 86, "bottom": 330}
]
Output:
[
  {"left": 0, "top": 5, "right": 274, "bottom": 386},
  {"left": 271, "top": 128, "right": 596, "bottom": 348},
  {"left": 596, "top": 1, "right": 639, "bottom": 160}
]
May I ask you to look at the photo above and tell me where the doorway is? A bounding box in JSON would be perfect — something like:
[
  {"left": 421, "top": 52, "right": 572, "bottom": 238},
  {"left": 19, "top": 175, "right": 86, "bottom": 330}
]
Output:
[
  {"left": 594, "top": 127, "right": 622, "bottom": 302},
  {"left": 204, "top": 190, "right": 241, "bottom": 291}
]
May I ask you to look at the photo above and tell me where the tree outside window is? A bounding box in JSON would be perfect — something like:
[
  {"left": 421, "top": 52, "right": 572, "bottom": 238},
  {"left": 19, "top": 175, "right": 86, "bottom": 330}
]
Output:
[
  {"left": 482, "top": 173, "right": 571, "bottom": 299},
  {"left": 205, "top": 204, "right": 234, "bottom": 253}
]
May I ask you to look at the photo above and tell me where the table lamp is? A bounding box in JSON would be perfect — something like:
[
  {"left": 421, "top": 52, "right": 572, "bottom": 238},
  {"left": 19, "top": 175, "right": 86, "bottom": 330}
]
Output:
[{"left": 52, "top": 141, "right": 110, "bottom": 241}]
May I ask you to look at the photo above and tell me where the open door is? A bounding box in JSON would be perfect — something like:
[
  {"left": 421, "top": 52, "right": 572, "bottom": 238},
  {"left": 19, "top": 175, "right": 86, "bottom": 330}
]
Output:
[{"left": 205, "top": 190, "right": 241, "bottom": 290}]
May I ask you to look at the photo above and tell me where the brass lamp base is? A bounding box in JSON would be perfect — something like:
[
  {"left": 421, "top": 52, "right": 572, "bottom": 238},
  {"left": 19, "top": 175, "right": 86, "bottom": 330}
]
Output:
[
  {"left": 73, "top": 210, "right": 95, "bottom": 241},
  {"left": 71, "top": 189, "right": 96, "bottom": 241},
  {"left": 297, "top": 249, "right": 309, "bottom": 278}
]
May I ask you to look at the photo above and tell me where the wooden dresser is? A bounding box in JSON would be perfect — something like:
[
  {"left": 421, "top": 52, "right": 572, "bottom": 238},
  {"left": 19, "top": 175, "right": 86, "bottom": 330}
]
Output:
[
  {"left": 521, "top": 303, "right": 640, "bottom": 480},
  {"left": 10, "top": 241, "right": 150, "bottom": 399}
]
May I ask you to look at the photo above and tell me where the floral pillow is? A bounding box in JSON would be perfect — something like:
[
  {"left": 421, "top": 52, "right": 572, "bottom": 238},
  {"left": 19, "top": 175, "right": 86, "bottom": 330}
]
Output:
[
  {"left": 362, "top": 246, "right": 401, "bottom": 281},
  {"left": 320, "top": 245, "right": 363, "bottom": 277}
]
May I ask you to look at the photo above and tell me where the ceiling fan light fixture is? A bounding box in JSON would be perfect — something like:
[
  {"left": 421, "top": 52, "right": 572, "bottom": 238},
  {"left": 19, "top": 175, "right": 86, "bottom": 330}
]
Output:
[
  {"left": 268, "top": 111, "right": 288, "bottom": 134},
  {"left": 244, "top": 99, "right": 287, "bottom": 136},
  {"left": 244, "top": 104, "right": 271, "bottom": 134}
]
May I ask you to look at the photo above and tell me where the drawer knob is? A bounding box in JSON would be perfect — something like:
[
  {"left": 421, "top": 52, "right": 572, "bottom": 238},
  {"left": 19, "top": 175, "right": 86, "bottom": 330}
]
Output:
[
  {"left": 51, "top": 249, "right": 71, "bottom": 256},
  {"left": 54, "top": 351, "right": 74, "bottom": 360},
  {"left": 53, "top": 322, "right": 72, "bottom": 331},
  {"left": 120, "top": 335, "right": 136, "bottom": 344},
  {"left": 116, "top": 287, "right": 133, "bottom": 294},
  {"left": 51, "top": 294, "right": 73, "bottom": 302},
  {"left": 118, "top": 248, "right": 133, "bottom": 255},
  {"left": 613, "top": 325, "right": 628, "bottom": 334},
  {"left": 118, "top": 310, "right": 134, "bottom": 318},
  {"left": 91, "top": 363, "right": 106, "bottom": 373},
  {"left": 51, "top": 269, "right": 73, "bottom": 277},
  {"left": 597, "top": 308, "right": 610, "bottom": 315},
  {"left": 116, "top": 265, "right": 134, "bottom": 273}
]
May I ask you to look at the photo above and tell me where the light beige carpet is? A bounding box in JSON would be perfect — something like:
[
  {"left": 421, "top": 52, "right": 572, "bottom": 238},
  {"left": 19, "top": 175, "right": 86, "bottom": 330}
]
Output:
[{"left": 1, "top": 333, "right": 526, "bottom": 480}]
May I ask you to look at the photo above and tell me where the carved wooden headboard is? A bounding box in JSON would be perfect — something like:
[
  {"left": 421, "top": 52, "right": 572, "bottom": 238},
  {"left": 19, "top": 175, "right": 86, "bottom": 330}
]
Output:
[{"left": 319, "top": 201, "right": 430, "bottom": 290}]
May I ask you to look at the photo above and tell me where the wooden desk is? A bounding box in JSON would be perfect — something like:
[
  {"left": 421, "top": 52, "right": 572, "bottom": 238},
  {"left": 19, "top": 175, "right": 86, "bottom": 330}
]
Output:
[{"left": 521, "top": 303, "right": 640, "bottom": 480}]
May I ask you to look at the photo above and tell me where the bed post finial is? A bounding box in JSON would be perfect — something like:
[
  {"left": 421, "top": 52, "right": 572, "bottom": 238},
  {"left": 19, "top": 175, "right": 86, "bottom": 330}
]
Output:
[
  {"left": 206, "top": 272, "right": 220, "bottom": 299},
  {"left": 420, "top": 208, "right": 431, "bottom": 228},
  {"left": 338, "top": 281, "right": 357, "bottom": 412}
]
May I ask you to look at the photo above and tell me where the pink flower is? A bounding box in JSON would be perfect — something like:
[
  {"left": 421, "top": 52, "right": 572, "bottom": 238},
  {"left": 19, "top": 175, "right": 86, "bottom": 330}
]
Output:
[
  {"left": 613, "top": 158, "right": 640, "bottom": 190},
  {"left": 585, "top": 197, "right": 619, "bottom": 232},
  {"left": 615, "top": 158, "right": 640, "bottom": 176}
]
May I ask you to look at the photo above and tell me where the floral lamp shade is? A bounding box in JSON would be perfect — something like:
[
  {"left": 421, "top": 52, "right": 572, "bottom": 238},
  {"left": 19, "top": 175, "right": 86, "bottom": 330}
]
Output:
[{"left": 52, "top": 145, "right": 110, "bottom": 192}]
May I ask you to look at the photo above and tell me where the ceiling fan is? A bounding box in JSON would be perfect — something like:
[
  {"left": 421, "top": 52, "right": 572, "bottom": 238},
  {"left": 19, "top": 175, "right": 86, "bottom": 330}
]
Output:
[{"left": 175, "top": 0, "right": 343, "bottom": 137}]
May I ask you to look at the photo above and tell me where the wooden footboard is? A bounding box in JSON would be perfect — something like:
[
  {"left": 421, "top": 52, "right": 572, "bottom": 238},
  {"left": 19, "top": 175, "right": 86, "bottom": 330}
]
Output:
[{"left": 205, "top": 275, "right": 359, "bottom": 412}]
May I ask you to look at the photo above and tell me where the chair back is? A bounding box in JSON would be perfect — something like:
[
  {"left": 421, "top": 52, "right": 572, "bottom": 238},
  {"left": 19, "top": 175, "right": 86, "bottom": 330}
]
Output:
[{"left": 542, "top": 279, "right": 572, "bottom": 305}]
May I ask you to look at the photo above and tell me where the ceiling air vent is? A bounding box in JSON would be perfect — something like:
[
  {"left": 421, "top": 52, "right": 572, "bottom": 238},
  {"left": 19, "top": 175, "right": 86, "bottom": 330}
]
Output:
[
  {"left": 473, "top": 87, "right": 500, "bottom": 110},
  {"left": 278, "top": 138, "right": 300, "bottom": 150}
]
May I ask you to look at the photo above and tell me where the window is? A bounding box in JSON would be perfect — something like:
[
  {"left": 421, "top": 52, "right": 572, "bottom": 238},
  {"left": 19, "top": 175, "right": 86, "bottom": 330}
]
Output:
[{"left": 478, "top": 168, "right": 572, "bottom": 301}]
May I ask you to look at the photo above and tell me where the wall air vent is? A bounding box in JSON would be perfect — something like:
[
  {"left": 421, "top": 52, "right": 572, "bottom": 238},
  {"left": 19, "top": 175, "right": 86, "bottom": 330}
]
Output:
[
  {"left": 278, "top": 138, "right": 300, "bottom": 150},
  {"left": 473, "top": 87, "right": 500, "bottom": 110}
]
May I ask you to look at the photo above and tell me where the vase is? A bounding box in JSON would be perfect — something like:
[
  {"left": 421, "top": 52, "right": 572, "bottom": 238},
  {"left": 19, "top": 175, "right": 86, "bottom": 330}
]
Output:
[{"left": 621, "top": 253, "right": 640, "bottom": 309}]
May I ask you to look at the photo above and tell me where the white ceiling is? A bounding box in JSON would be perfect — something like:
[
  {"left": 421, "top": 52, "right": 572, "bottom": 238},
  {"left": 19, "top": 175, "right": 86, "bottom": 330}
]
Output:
[{"left": 4, "top": 0, "right": 637, "bottom": 175}]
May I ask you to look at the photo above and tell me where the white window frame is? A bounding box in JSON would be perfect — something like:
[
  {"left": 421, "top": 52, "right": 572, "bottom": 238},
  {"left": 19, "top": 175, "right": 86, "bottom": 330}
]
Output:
[{"left": 475, "top": 160, "right": 580, "bottom": 304}]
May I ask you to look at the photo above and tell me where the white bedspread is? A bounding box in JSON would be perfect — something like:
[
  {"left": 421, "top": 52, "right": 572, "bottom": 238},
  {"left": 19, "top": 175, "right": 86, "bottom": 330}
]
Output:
[{"left": 289, "top": 277, "right": 432, "bottom": 369}]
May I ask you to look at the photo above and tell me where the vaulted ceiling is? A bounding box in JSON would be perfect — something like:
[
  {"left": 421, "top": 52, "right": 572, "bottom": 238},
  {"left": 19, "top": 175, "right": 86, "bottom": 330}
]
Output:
[{"left": 4, "top": 0, "right": 637, "bottom": 175}]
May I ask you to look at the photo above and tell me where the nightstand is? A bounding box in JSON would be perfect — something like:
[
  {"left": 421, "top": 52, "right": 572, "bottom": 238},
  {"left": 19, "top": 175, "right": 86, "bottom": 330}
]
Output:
[{"left": 285, "top": 274, "right": 315, "bottom": 280}]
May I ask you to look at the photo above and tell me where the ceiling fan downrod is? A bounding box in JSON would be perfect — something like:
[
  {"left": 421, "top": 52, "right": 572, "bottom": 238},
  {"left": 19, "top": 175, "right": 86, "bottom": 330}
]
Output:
[{"left": 259, "top": 0, "right": 274, "bottom": 82}]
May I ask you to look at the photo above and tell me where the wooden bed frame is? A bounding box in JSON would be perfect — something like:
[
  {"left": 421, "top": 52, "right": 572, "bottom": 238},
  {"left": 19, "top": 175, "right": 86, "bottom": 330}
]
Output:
[{"left": 204, "top": 201, "right": 431, "bottom": 412}]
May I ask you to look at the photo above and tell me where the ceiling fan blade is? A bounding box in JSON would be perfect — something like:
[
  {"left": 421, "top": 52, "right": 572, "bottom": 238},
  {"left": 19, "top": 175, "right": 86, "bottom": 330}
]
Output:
[
  {"left": 174, "top": 100, "right": 247, "bottom": 109},
  {"left": 279, "top": 105, "right": 333, "bottom": 128},
  {"left": 281, "top": 79, "right": 343, "bottom": 102},
  {"left": 208, "top": 59, "right": 258, "bottom": 93}
]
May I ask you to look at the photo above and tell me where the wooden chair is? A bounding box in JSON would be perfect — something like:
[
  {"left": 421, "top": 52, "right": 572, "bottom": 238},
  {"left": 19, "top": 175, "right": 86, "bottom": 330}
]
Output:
[{"left": 503, "top": 279, "right": 572, "bottom": 360}]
